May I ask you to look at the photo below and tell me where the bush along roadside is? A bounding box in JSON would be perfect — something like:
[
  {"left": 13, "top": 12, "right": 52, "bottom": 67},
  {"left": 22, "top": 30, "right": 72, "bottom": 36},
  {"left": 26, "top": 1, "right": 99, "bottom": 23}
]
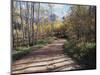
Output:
[
  {"left": 12, "top": 47, "right": 32, "bottom": 60},
  {"left": 12, "top": 37, "right": 57, "bottom": 61},
  {"left": 63, "top": 40, "right": 96, "bottom": 69}
]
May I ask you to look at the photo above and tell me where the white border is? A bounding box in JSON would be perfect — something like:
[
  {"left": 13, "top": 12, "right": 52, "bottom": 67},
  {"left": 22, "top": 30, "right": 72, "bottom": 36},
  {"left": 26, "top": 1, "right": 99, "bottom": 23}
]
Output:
[
  {"left": 17, "top": 0, "right": 96, "bottom": 5},
  {"left": 0, "top": 0, "right": 99, "bottom": 75}
]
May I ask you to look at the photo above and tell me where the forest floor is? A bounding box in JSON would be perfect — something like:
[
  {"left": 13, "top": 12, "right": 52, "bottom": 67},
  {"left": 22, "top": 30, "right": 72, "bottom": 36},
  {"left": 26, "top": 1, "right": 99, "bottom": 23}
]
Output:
[{"left": 12, "top": 39, "right": 81, "bottom": 74}]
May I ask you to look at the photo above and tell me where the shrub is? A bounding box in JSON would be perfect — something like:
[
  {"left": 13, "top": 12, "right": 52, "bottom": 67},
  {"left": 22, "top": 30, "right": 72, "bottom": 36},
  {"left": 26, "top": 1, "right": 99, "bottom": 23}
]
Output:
[
  {"left": 13, "top": 47, "right": 32, "bottom": 60},
  {"left": 13, "top": 37, "right": 56, "bottom": 60},
  {"left": 64, "top": 40, "right": 96, "bottom": 69}
]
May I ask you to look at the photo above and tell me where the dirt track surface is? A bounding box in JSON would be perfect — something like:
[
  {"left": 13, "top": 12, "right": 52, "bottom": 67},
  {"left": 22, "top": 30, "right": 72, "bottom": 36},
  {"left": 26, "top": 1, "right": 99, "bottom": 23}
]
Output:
[{"left": 12, "top": 39, "right": 81, "bottom": 74}]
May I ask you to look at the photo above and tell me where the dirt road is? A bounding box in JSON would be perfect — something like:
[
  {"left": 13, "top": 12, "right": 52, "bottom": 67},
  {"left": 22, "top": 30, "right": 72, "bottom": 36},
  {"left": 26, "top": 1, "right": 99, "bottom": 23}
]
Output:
[{"left": 12, "top": 39, "right": 81, "bottom": 74}]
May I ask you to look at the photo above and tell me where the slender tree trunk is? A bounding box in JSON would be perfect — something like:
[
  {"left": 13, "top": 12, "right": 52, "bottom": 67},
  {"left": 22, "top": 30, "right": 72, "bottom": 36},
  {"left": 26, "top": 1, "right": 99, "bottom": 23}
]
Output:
[
  {"left": 38, "top": 3, "right": 40, "bottom": 40},
  {"left": 32, "top": 2, "right": 34, "bottom": 45},
  {"left": 12, "top": 1, "right": 15, "bottom": 49},
  {"left": 25, "top": 2, "right": 28, "bottom": 46},
  {"left": 29, "top": 2, "right": 33, "bottom": 46},
  {"left": 28, "top": 2, "right": 31, "bottom": 46},
  {"left": 29, "top": 3, "right": 31, "bottom": 46},
  {"left": 36, "top": 3, "right": 40, "bottom": 44},
  {"left": 49, "top": 4, "right": 53, "bottom": 36},
  {"left": 20, "top": 1, "right": 24, "bottom": 46},
  {"left": 14, "top": 1, "right": 19, "bottom": 48},
  {"left": 26, "top": 2, "right": 30, "bottom": 47}
]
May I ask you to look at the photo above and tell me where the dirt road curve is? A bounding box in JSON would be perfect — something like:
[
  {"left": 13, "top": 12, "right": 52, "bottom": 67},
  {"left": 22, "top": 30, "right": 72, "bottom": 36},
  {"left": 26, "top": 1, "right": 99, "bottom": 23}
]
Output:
[{"left": 12, "top": 39, "right": 81, "bottom": 74}]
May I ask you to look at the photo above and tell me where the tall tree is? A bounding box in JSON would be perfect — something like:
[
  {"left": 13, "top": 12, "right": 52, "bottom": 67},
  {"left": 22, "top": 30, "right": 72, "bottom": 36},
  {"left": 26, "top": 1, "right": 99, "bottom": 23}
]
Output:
[
  {"left": 19, "top": 1, "right": 25, "bottom": 46},
  {"left": 63, "top": 5, "right": 96, "bottom": 42},
  {"left": 13, "top": 1, "right": 19, "bottom": 48},
  {"left": 31, "top": 2, "right": 35, "bottom": 45},
  {"left": 36, "top": 3, "right": 40, "bottom": 44},
  {"left": 48, "top": 4, "right": 54, "bottom": 36},
  {"left": 12, "top": 0, "right": 16, "bottom": 49},
  {"left": 26, "top": 2, "right": 30, "bottom": 47}
]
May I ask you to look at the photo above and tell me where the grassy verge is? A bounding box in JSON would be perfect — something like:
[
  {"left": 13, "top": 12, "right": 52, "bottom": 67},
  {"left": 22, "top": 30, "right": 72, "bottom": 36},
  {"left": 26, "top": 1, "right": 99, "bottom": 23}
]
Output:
[
  {"left": 63, "top": 40, "right": 96, "bottom": 69},
  {"left": 12, "top": 37, "right": 57, "bottom": 60},
  {"left": 13, "top": 47, "right": 32, "bottom": 60}
]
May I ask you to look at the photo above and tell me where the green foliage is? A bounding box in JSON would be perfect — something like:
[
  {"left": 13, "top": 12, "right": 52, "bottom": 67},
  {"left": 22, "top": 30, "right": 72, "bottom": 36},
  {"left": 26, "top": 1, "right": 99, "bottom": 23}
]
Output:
[
  {"left": 36, "top": 37, "right": 56, "bottom": 45},
  {"left": 64, "top": 40, "right": 96, "bottom": 69},
  {"left": 13, "top": 37, "right": 56, "bottom": 60},
  {"left": 37, "top": 39, "right": 48, "bottom": 45},
  {"left": 16, "top": 47, "right": 31, "bottom": 51},
  {"left": 63, "top": 6, "right": 96, "bottom": 69},
  {"left": 13, "top": 2, "right": 96, "bottom": 69},
  {"left": 63, "top": 6, "right": 96, "bottom": 41},
  {"left": 13, "top": 47, "right": 32, "bottom": 60}
]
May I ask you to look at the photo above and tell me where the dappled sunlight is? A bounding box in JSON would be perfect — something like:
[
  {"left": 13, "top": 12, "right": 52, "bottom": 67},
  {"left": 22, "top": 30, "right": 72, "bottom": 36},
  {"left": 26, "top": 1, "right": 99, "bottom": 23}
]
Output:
[{"left": 12, "top": 0, "right": 96, "bottom": 74}]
